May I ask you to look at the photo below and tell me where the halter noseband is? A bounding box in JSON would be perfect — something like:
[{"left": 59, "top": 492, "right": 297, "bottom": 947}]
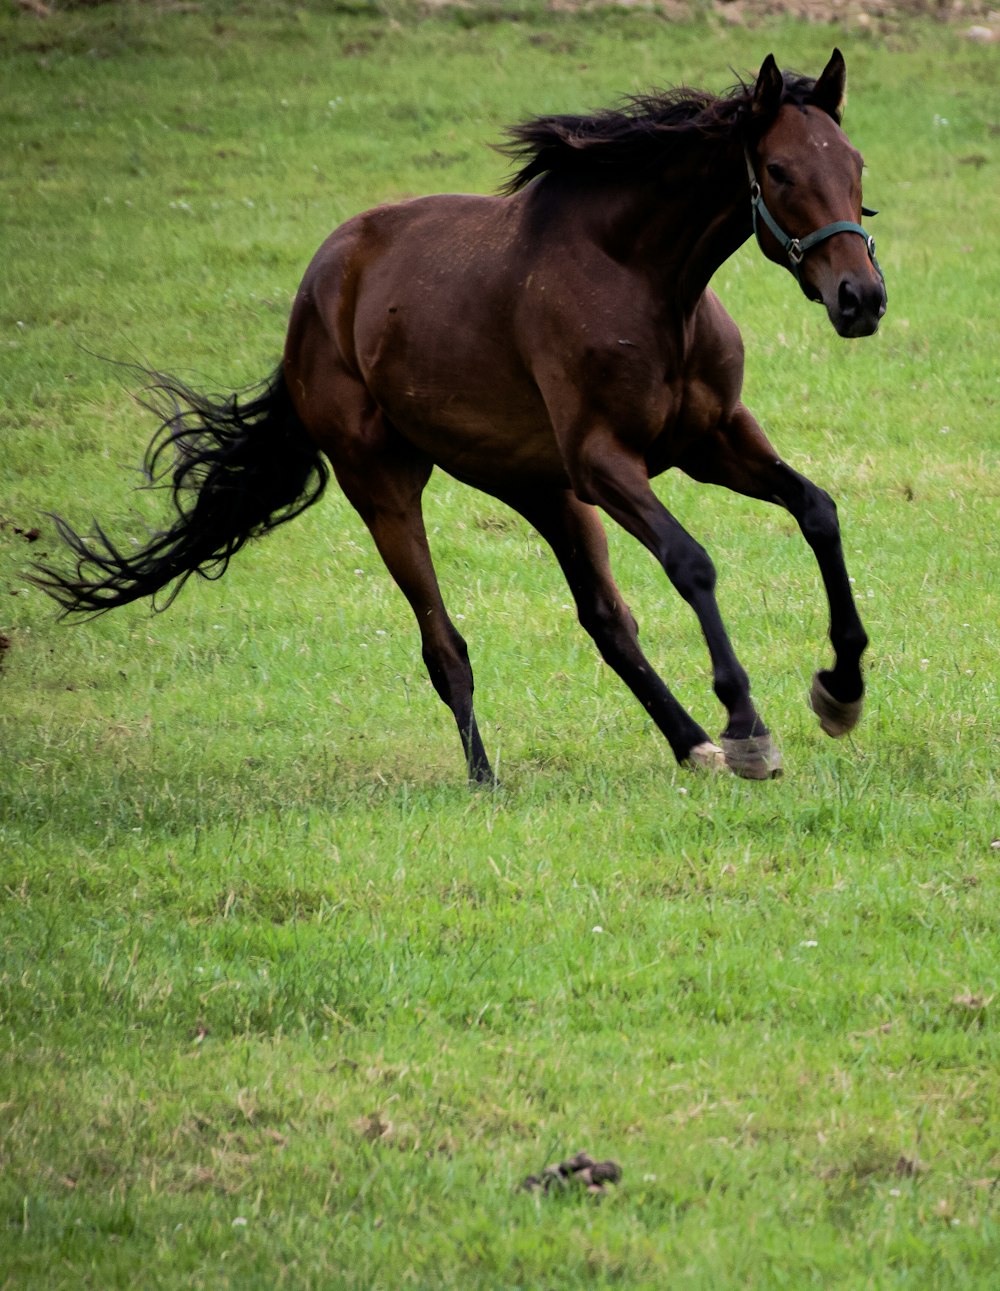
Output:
[{"left": 744, "top": 145, "right": 882, "bottom": 285}]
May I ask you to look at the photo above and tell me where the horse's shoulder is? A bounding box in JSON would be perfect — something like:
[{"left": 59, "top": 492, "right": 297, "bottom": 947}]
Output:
[
  {"left": 689, "top": 290, "right": 744, "bottom": 371},
  {"left": 675, "top": 290, "right": 745, "bottom": 413}
]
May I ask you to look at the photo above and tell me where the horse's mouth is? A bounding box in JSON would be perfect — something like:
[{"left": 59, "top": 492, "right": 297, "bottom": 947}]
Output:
[
  {"left": 832, "top": 311, "right": 883, "bottom": 339},
  {"left": 822, "top": 277, "right": 887, "bottom": 338}
]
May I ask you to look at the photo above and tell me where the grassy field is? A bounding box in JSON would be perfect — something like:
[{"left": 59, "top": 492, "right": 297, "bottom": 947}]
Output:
[{"left": 2, "top": 3, "right": 998, "bottom": 1286}]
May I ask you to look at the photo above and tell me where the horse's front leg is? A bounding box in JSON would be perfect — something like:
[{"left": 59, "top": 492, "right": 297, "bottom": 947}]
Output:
[
  {"left": 683, "top": 404, "right": 869, "bottom": 738},
  {"left": 562, "top": 426, "right": 782, "bottom": 779}
]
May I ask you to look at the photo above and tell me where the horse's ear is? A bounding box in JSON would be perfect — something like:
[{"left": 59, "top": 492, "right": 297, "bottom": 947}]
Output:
[
  {"left": 752, "top": 54, "right": 784, "bottom": 119},
  {"left": 811, "top": 48, "right": 847, "bottom": 123}
]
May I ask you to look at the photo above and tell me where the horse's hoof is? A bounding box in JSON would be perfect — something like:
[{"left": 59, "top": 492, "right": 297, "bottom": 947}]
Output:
[
  {"left": 719, "top": 733, "right": 783, "bottom": 780},
  {"left": 810, "top": 674, "right": 863, "bottom": 738},
  {"left": 684, "top": 741, "right": 728, "bottom": 773}
]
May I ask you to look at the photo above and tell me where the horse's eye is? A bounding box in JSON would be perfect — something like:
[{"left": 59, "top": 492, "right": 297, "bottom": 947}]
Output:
[{"left": 766, "top": 162, "right": 792, "bottom": 186}]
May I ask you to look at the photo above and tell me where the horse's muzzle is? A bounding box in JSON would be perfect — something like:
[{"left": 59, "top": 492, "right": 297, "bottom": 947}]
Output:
[{"left": 830, "top": 273, "right": 887, "bottom": 338}]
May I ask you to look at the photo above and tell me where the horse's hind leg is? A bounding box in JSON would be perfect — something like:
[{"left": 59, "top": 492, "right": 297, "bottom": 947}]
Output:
[
  {"left": 681, "top": 405, "right": 868, "bottom": 738},
  {"left": 501, "top": 485, "right": 727, "bottom": 774},
  {"left": 322, "top": 414, "right": 493, "bottom": 784}
]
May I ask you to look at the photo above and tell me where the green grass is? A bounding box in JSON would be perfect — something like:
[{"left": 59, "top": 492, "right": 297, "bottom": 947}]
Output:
[{"left": 1, "top": 3, "right": 999, "bottom": 1286}]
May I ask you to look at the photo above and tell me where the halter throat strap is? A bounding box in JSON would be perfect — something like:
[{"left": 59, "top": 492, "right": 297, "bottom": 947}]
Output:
[{"left": 743, "top": 145, "right": 881, "bottom": 283}]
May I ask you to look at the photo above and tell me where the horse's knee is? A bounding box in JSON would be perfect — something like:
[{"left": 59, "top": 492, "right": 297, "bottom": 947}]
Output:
[
  {"left": 800, "top": 486, "right": 841, "bottom": 546},
  {"left": 666, "top": 538, "right": 717, "bottom": 604}
]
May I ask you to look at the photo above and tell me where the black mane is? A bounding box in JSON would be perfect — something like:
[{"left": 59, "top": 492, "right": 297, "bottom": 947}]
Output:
[{"left": 498, "top": 72, "right": 820, "bottom": 193}]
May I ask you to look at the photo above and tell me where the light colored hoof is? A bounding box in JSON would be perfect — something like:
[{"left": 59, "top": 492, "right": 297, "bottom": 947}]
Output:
[
  {"left": 684, "top": 741, "right": 728, "bottom": 773},
  {"left": 719, "top": 733, "right": 783, "bottom": 780},
  {"left": 810, "top": 674, "right": 863, "bottom": 738}
]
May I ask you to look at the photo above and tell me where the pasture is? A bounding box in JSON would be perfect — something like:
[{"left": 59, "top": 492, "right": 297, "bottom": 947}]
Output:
[{"left": 1, "top": 3, "right": 998, "bottom": 1285}]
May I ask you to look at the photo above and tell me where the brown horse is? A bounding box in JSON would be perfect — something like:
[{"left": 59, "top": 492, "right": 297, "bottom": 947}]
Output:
[{"left": 33, "top": 50, "right": 886, "bottom": 784}]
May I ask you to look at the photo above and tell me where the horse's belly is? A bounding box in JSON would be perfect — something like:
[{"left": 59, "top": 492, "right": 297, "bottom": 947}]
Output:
[{"left": 383, "top": 386, "right": 567, "bottom": 489}]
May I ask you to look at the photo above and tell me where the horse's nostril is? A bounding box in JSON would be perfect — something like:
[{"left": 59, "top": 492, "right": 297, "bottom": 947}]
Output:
[{"left": 838, "top": 279, "right": 861, "bottom": 317}]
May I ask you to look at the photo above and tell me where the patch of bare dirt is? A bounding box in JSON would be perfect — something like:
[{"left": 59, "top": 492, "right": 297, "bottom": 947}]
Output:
[
  {"left": 18, "top": 0, "right": 1000, "bottom": 21},
  {"left": 543, "top": 0, "right": 1000, "bottom": 32},
  {"left": 709, "top": 0, "right": 998, "bottom": 23},
  {"left": 392, "top": 0, "right": 1000, "bottom": 29}
]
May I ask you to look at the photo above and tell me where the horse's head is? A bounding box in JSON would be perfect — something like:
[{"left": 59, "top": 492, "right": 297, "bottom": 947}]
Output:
[{"left": 748, "top": 50, "right": 887, "bottom": 339}]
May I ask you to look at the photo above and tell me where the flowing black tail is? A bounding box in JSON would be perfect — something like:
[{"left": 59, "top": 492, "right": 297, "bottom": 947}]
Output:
[{"left": 31, "top": 366, "right": 329, "bottom": 617}]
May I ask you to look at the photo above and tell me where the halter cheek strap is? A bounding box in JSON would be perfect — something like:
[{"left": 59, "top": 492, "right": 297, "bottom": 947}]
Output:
[{"left": 744, "top": 147, "right": 883, "bottom": 285}]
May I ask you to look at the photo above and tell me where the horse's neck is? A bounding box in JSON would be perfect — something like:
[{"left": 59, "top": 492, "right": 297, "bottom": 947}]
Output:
[{"left": 589, "top": 143, "right": 752, "bottom": 309}]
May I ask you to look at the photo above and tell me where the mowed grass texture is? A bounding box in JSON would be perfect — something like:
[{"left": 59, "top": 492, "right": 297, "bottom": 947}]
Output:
[{"left": 1, "top": 4, "right": 998, "bottom": 1286}]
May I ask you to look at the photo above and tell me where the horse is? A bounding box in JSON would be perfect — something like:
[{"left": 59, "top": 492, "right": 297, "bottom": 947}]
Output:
[{"left": 32, "top": 50, "right": 886, "bottom": 784}]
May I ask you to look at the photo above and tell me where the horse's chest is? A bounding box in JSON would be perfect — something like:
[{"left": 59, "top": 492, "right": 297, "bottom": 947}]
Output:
[{"left": 655, "top": 307, "right": 743, "bottom": 446}]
